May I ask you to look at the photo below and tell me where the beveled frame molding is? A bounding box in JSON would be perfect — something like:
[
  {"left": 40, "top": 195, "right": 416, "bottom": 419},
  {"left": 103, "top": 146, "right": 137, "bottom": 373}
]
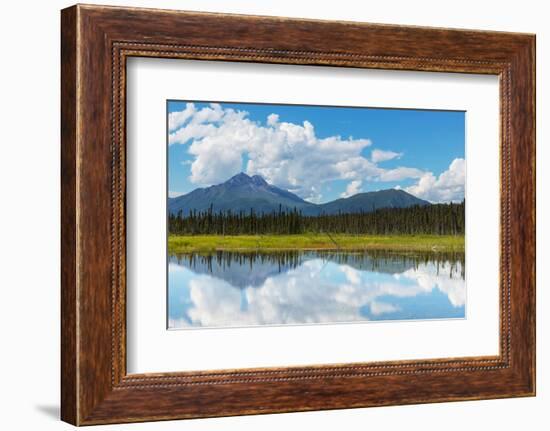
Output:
[{"left": 61, "top": 4, "right": 535, "bottom": 425}]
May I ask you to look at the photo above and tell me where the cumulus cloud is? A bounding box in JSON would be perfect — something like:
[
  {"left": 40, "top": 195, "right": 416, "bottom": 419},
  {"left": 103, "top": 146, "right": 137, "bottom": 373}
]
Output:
[
  {"left": 341, "top": 180, "right": 363, "bottom": 198},
  {"left": 168, "top": 103, "right": 196, "bottom": 132},
  {"left": 379, "top": 167, "right": 425, "bottom": 182},
  {"left": 266, "top": 113, "right": 279, "bottom": 126},
  {"left": 371, "top": 149, "right": 402, "bottom": 163},
  {"left": 168, "top": 190, "right": 185, "bottom": 198},
  {"left": 405, "top": 158, "right": 465, "bottom": 203},
  {"left": 169, "top": 103, "right": 434, "bottom": 201}
]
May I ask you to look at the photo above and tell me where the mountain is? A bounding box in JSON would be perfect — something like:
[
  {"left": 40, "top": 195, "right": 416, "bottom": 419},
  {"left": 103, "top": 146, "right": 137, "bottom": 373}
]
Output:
[
  {"left": 168, "top": 173, "right": 316, "bottom": 215},
  {"left": 168, "top": 172, "right": 429, "bottom": 216},
  {"left": 314, "top": 189, "right": 430, "bottom": 215}
]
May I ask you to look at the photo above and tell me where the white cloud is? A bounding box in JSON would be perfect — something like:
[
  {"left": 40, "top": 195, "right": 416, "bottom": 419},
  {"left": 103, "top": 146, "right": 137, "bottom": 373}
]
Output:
[
  {"left": 370, "top": 301, "right": 400, "bottom": 315},
  {"left": 379, "top": 167, "right": 425, "bottom": 182},
  {"left": 334, "top": 157, "right": 381, "bottom": 180},
  {"left": 169, "top": 103, "right": 445, "bottom": 200},
  {"left": 168, "top": 103, "right": 195, "bottom": 132},
  {"left": 371, "top": 149, "right": 402, "bottom": 163},
  {"left": 267, "top": 113, "right": 279, "bottom": 126},
  {"left": 341, "top": 180, "right": 362, "bottom": 198},
  {"left": 405, "top": 158, "right": 465, "bottom": 203},
  {"left": 168, "top": 190, "right": 185, "bottom": 198}
]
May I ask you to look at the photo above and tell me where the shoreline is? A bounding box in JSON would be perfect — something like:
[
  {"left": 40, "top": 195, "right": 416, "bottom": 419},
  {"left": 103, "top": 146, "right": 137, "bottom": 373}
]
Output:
[{"left": 168, "top": 234, "right": 465, "bottom": 254}]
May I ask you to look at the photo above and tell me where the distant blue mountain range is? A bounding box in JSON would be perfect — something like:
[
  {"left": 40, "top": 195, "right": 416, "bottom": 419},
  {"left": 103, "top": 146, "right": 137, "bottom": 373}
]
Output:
[{"left": 168, "top": 172, "right": 430, "bottom": 216}]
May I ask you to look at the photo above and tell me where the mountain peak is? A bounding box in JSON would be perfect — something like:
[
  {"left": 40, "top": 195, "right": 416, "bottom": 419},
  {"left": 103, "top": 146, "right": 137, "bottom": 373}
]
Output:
[
  {"left": 250, "top": 174, "right": 268, "bottom": 186},
  {"left": 226, "top": 172, "right": 252, "bottom": 185},
  {"left": 226, "top": 172, "right": 269, "bottom": 187}
]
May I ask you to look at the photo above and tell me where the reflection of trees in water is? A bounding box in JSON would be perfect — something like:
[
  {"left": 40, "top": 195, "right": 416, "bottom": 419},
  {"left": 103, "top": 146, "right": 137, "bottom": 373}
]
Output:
[
  {"left": 171, "top": 249, "right": 465, "bottom": 280},
  {"left": 174, "top": 250, "right": 303, "bottom": 274}
]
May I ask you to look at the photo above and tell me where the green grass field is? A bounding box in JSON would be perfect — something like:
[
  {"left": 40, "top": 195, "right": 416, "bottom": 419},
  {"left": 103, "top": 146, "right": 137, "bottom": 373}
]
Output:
[{"left": 168, "top": 233, "right": 464, "bottom": 253}]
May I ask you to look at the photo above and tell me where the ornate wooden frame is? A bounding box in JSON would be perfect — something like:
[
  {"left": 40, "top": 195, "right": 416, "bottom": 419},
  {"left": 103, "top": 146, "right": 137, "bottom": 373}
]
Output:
[{"left": 61, "top": 4, "right": 535, "bottom": 425}]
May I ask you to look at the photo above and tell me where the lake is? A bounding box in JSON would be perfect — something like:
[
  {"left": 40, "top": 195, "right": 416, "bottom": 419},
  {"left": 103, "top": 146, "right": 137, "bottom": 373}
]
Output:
[{"left": 168, "top": 250, "right": 465, "bottom": 329}]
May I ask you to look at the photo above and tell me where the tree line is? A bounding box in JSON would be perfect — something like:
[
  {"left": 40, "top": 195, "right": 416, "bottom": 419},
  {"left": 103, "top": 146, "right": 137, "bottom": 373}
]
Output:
[{"left": 168, "top": 201, "right": 465, "bottom": 236}]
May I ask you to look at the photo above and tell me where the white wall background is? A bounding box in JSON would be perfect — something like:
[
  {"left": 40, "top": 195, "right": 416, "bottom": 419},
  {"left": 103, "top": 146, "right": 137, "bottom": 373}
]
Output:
[{"left": 0, "top": 1, "right": 546, "bottom": 429}]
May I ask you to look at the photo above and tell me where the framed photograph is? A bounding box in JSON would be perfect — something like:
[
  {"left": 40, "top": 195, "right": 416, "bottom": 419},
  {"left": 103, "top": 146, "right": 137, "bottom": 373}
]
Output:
[{"left": 61, "top": 4, "right": 535, "bottom": 425}]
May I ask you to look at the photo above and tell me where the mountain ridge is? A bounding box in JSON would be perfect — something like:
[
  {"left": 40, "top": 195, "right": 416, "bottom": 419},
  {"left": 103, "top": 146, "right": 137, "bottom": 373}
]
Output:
[{"left": 168, "top": 172, "right": 430, "bottom": 216}]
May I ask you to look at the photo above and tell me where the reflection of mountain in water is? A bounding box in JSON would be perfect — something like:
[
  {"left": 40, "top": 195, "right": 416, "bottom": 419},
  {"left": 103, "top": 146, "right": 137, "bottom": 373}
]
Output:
[{"left": 169, "top": 250, "right": 465, "bottom": 290}]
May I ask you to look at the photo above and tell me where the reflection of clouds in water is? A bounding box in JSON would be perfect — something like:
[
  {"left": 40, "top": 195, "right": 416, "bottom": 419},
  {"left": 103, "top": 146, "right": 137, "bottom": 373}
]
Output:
[
  {"left": 169, "top": 258, "right": 465, "bottom": 329},
  {"left": 398, "top": 262, "right": 465, "bottom": 307},
  {"left": 169, "top": 262, "right": 187, "bottom": 273},
  {"left": 370, "top": 301, "right": 400, "bottom": 315}
]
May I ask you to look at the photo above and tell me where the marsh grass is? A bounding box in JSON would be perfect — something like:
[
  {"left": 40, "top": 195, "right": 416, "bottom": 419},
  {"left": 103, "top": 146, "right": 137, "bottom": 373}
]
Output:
[{"left": 168, "top": 233, "right": 465, "bottom": 253}]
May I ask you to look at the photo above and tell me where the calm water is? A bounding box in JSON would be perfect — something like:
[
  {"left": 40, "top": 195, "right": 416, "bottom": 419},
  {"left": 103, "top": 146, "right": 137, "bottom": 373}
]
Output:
[{"left": 168, "top": 250, "right": 465, "bottom": 329}]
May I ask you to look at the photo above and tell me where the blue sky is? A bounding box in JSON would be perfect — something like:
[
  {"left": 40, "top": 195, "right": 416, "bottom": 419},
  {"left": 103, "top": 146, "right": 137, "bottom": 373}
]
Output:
[{"left": 167, "top": 101, "right": 465, "bottom": 203}]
